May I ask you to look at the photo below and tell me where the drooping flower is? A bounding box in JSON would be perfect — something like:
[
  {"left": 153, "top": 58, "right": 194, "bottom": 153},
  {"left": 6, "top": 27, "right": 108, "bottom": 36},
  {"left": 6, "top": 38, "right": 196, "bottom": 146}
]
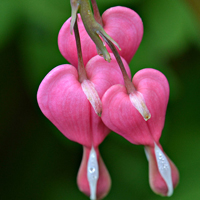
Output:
[
  {"left": 37, "top": 54, "right": 131, "bottom": 147},
  {"left": 101, "top": 68, "right": 179, "bottom": 196},
  {"left": 58, "top": 6, "right": 143, "bottom": 67},
  {"left": 37, "top": 53, "right": 131, "bottom": 198}
]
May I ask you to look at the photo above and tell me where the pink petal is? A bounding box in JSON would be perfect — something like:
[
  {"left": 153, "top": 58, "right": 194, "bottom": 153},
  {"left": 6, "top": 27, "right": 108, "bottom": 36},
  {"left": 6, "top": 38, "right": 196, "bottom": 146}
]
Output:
[
  {"left": 37, "top": 64, "right": 93, "bottom": 147},
  {"left": 102, "top": 84, "right": 154, "bottom": 145},
  {"left": 58, "top": 14, "right": 94, "bottom": 68},
  {"left": 85, "top": 54, "right": 131, "bottom": 146},
  {"left": 58, "top": 6, "right": 143, "bottom": 67},
  {"left": 102, "top": 6, "right": 143, "bottom": 63},
  {"left": 86, "top": 53, "right": 132, "bottom": 90},
  {"left": 77, "top": 146, "right": 111, "bottom": 199},
  {"left": 133, "top": 68, "right": 169, "bottom": 143}
]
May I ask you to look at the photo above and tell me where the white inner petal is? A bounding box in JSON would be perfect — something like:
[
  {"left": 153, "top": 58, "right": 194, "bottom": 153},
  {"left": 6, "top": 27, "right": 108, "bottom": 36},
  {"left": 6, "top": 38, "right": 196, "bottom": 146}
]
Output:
[
  {"left": 87, "top": 146, "right": 99, "bottom": 200},
  {"left": 81, "top": 80, "right": 102, "bottom": 116},
  {"left": 144, "top": 147, "right": 149, "bottom": 161},
  {"left": 154, "top": 143, "right": 173, "bottom": 196},
  {"left": 129, "top": 91, "right": 151, "bottom": 121}
]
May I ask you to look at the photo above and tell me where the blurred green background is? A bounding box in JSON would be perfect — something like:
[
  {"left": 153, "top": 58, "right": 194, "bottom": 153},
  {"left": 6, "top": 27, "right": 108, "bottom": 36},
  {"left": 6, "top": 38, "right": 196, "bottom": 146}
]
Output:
[{"left": 1, "top": 0, "right": 200, "bottom": 199}]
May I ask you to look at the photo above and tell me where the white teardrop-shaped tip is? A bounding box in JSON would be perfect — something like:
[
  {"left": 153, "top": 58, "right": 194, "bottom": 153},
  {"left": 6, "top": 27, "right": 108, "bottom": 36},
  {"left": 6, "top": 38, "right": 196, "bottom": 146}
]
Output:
[
  {"left": 129, "top": 91, "right": 151, "bottom": 121},
  {"left": 144, "top": 147, "right": 149, "bottom": 161},
  {"left": 87, "top": 146, "right": 99, "bottom": 200},
  {"left": 154, "top": 143, "right": 173, "bottom": 196},
  {"left": 81, "top": 80, "right": 102, "bottom": 117}
]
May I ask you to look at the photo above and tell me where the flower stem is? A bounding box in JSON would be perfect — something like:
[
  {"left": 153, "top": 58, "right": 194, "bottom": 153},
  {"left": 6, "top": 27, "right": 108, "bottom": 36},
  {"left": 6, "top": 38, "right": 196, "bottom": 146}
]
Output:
[
  {"left": 79, "top": 0, "right": 111, "bottom": 61},
  {"left": 74, "top": 16, "right": 88, "bottom": 82},
  {"left": 98, "top": 31, "right": 135, "bottom": 94},
  {"left": 91, "top": 0, "right": 103, "bottom": 26},
  {"left": 70, "top": 0, "right": 80, "bottom": 34},
  {"left": 74, "top": 15, "right": 102, "bottom": 116}
]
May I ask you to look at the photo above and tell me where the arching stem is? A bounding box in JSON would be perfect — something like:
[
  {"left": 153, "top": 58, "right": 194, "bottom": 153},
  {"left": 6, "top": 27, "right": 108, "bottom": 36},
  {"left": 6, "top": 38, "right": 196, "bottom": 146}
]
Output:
[
  {"left": 74, "top": 15, "right": 102, "bottom": 116},
  {"left": 98, "top": 31, "right": 135, "bottom": 94},
  {"left": 79, "top": 0, "right": 111, "bottom": 61},
  {"left": 74, "top": 16, "right": 88, "bottom": 82},
  {"left": 91, "top": 0, "right": 103, "bottom": 26}
]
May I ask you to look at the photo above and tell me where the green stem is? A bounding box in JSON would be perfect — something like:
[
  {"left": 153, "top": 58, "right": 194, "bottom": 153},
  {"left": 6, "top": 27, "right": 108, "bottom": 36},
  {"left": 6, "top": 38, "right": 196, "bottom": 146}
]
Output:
[
  {"left": 79, "top": 0, "right": 110, "bottom": 61},
  {"left": 98, "top": 31, "right": 135, "bottom": 94},
  {"left": 91, "top": 0, "right": 103, "bottom": 26},
  {"left": 74, "top": 16, "right": 88, "bottom": 82},
  {"left": 70, "top": 0, "right": 80, "bottom": 34}
]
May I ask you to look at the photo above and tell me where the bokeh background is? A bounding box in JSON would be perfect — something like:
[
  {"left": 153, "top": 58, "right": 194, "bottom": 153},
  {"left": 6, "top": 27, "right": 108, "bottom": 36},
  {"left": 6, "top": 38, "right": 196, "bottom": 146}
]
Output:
[{"left": 1, "top": 0, "right": 200, "bottom": 199}]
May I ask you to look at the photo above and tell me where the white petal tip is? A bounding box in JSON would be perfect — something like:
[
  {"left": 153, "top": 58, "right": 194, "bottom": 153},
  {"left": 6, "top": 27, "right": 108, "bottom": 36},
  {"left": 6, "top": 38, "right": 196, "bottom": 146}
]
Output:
[
  {"left": 144, "top": 113, "right": 151, "bottom": 121},
  {"left": 87, "top": 146, "right": 99, "bottom": 200},
  {"left": 154, "top": 143, "right": 173, "bottom": 197},
  {"left": 129, "top": 91, "right": 151, "bottom": 121},
  {"left": 81, "top": 80, "right": 102, "bottom": 116},
  {"left": 144, "top": 147, "right": 149, "bottom": 161}
]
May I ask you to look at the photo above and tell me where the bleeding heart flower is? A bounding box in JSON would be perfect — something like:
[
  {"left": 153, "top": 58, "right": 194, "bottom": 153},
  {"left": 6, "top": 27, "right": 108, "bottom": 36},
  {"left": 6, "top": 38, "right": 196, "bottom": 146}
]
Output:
[
  {"left": 77, "top": 146, "right": 111, "bottom": 200},
  {"left": 101, "top": 68, "right": 168, "bottom": 146},
  {"left": 101, "top": 68, "right": 179, "bottom": 196},
  {"left": 37, "top": 53, "right": 131, "bottom": 147},
  {"left": 58, "top": 6, "right": 143, "bottom": 67},
  {"left": 37, "top": 53, "right": 131, "bottom": 199},
  {"left": 101, "top": 68, "right": 169, "bottom": 145}
]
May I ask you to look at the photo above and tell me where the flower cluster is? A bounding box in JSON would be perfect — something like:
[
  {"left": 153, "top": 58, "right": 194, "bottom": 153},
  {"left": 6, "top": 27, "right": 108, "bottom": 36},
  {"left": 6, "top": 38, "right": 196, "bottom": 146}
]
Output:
[{"left": 37, "top": 0, "right": 179, "bottom": 199}]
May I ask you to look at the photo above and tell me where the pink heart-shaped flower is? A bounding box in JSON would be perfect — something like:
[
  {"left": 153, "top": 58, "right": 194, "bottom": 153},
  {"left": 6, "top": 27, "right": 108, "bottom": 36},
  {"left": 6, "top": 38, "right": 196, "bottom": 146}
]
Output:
[
  {"left": 37, "top": 54, "right": 131, "bottom": 147},
  {"left": 101, "top": 68, "right": 169, "bottom": 146},
  {"left": 58, "top": 6, "right": 143, "bottom": 67},
  {"left": 101, "top": 68, "right": 179, "bottom": 196}
]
